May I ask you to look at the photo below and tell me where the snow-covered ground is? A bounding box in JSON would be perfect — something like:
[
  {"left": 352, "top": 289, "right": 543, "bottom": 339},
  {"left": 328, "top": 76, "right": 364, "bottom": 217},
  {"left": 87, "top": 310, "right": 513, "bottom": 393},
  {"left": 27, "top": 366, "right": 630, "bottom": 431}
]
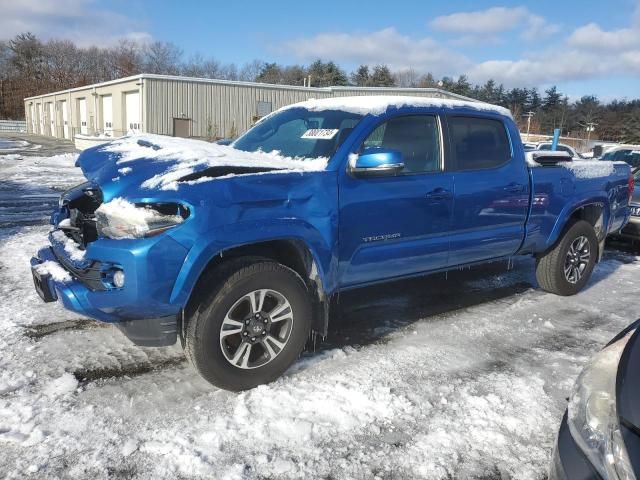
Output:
[{"left": 1, "top": 149, "right": 639, "bottom": 479}]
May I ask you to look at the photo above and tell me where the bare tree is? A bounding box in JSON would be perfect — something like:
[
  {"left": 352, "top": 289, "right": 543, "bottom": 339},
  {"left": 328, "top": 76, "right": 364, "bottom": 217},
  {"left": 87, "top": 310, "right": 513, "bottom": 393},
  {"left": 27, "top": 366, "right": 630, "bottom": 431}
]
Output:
[
  {"left": 394, "top": 68, "right": 420, "bottom": 87},
  {"left": 238, "top": 60, "right": 264, "bottom": 82},
  {"left": 182, "top": 53, "right": 220, "bottom": 78},
  {"left": 142, "top": 41, "right": 183, "bottom": 75},
  {"left": 109, "top": 39, "right": 143, "bottom": 78}
]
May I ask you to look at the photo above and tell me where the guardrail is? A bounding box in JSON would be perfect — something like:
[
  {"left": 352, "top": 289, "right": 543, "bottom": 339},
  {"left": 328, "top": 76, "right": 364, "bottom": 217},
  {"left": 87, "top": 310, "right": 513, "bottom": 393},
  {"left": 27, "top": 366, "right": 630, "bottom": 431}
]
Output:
[{"left": 0, "top": 120, "right": 27, "bottom": 133}]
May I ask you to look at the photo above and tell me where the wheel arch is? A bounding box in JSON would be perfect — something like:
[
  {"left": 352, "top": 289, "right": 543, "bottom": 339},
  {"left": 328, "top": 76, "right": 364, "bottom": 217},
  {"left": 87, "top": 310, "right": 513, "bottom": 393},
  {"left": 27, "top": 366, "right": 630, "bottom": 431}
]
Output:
[
  {"left": 179, "top": 238, "right": 333, "bottom": 342},
  {"left": 543, "top": 199, "right": 609, "bottom": 257}
]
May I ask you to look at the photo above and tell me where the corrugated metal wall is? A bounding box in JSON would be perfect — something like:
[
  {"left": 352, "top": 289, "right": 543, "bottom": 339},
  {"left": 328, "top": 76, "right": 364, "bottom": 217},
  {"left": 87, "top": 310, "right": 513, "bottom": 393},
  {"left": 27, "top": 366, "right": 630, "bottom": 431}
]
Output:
[
  {"left": 26, "top": 74, "right": 476, "bottom": 140},
  {"left": 144, "top": 78, "right": 468, "bottom": 139},
  {"left": 145, "top": 79, "right": 336, "bottom": 138}
]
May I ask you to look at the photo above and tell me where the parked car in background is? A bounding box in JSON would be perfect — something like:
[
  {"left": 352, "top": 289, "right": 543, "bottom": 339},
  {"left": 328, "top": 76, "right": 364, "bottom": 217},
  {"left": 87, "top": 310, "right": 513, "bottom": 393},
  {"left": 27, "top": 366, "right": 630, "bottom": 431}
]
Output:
[
  {"left": 600, "top": 146, "right": 640, "bottom": 168},
  {"left": 31, "top": 97, "right": 633, "bottom": 390},
  {"left": 536, "top": 142, "right": 587, "bottom": 160},
  {"left": 550, "top": 319, "right": 640, "bottom": 480}
]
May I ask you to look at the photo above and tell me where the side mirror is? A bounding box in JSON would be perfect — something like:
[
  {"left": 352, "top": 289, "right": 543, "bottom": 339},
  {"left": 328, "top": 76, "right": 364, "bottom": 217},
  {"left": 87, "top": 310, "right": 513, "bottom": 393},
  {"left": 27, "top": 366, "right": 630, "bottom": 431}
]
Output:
[{"left": 349, "top": 148, "right": 404, "bottom": 178}]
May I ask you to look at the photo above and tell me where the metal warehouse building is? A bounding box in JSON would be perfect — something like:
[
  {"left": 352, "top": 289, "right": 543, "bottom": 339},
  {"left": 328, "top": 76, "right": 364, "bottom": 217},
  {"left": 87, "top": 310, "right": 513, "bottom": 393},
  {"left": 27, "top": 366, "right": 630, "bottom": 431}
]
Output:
[{"left": 24, "top": 74, "right": 474, "bottom": 141}]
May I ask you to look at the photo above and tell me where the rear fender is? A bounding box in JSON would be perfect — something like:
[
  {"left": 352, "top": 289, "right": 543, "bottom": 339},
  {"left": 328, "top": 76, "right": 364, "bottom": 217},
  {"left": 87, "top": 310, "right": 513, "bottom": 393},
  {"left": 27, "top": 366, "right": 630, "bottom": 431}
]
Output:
[{"left": 545, "top": 198, "right": 609, "bottom": 255}]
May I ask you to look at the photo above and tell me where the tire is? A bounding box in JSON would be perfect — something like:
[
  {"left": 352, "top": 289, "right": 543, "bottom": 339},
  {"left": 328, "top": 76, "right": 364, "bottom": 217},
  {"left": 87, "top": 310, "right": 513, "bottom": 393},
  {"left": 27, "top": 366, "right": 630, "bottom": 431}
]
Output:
[
  {"left": 185, "top": 258, "right": 312, "bottom": 391},
  {"left": 535, "top": 220, "right": 598, "bottom": 296}
]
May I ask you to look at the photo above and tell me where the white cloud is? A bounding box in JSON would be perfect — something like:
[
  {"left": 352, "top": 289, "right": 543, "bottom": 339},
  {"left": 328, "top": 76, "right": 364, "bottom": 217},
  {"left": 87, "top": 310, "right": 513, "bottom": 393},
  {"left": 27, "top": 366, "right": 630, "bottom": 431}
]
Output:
[
  {"left": 281, "top": 27, "right": 471, "bottom": 76},
  {"left": 430, "top": 7, "right": 529, "bottom": 35},
  {"left": 521, "top": 15, "right": 560, "bottom": 41},
  {"left": 467, "top": 50, "right": 610, "bottom": 86},
  {"left": 278, "top": 4, "right": 640, "bottom": 90},
  {"left": 429, "top": 6, "right": 559, "bottom": 42},
  {"left": 0, "top": 0, "right": 152, "bottom": 46},
  {"left": 568, "top": 22, "right": 640, "bottom": 51}
]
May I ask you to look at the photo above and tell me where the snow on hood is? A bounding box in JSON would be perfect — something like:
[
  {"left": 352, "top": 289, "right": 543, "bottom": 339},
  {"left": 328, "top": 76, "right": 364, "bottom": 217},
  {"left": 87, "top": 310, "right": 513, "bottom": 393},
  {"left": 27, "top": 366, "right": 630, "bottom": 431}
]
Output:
[
  {"left": 277, "top": 95, "right": 512, "bottom": 118},
  {"left": 83, "top": 134, "right": 328, "bottom": 191}
]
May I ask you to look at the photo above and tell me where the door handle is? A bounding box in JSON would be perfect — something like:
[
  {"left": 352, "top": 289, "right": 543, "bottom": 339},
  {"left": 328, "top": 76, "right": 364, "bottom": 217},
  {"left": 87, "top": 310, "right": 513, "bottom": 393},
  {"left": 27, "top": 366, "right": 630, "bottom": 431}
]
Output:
[
  {"left": 504, "top": 183, "right": 525, "bottom": 193},
  {"left": 425, "top": 188, "right": 452, "bottom": 200}
]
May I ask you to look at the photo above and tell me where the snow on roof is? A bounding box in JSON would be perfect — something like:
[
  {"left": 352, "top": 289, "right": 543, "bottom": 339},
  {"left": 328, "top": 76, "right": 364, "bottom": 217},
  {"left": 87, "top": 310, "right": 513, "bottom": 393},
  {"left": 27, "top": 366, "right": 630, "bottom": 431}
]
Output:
[
  {"left": 279, "top": 95, "right": 512, "bottom": 118},
  {"left": 101, "top": 134, "right": 328, "bottom": 191}
]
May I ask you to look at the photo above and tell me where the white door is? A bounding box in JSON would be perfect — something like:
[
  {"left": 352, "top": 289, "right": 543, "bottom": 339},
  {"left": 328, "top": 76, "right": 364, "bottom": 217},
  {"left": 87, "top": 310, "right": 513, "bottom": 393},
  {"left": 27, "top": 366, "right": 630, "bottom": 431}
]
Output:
[
  {"left": 102, "top": 95, "right": 113, "bottom": 135},
  {"left": 78, "top": 98, "right": 88, "bottom": 135},
  {"left": 36, "top": 104, "right": 44, "bottom": 134},
  {"left": 60, "top": 100, "right": 69, "bottom": 139},
  {"left": 125, "top": 91, "right": 140, "bottom": 134},
  {"left": 30, "top": 104, "right": 36, "bottom": 133},
  {"left": 48, "top": 103, "right": 55, "bottom": 137}
]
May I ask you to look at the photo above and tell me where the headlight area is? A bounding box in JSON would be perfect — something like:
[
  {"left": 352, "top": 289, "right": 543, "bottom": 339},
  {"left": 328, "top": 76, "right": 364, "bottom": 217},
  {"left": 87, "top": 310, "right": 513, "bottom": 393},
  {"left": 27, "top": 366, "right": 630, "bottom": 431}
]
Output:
[
  {"left": 568, "top": 329, "right": 638, "bottom": 480},
  {"left": 95, "top": 198, "right": 190, "bottom": 240}
]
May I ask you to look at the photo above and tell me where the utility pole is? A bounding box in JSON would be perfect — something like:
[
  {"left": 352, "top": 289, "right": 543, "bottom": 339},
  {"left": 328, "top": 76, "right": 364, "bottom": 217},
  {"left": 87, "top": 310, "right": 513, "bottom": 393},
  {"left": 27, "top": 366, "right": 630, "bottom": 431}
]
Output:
[
  {"left": 580, "top": 121, "right": 598, "bottom": 143},
  {"left": 523, "top": 111, "right": 535, "bottom": 141}
]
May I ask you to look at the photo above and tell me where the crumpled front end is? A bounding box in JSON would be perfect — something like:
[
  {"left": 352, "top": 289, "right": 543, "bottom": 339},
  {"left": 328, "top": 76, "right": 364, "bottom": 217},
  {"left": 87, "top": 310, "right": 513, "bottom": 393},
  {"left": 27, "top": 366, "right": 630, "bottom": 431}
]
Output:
[{"left": 30, "top": 181, "right": 189, "bottom": 346}]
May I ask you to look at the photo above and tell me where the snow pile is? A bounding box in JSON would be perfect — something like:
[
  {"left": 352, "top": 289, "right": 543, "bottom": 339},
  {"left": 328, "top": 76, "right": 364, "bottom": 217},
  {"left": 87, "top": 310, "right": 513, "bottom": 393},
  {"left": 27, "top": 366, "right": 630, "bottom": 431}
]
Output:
[
  {"left": 101, "top": 134, "right": 328, "bottom": 191},
  {"left": 279, "top": 95, "right": 512, "bottom": 118},
  {"left": 0, "top": 139, "right": 42, "bottom": 153},
  {"left": 51, "top": 230, "right": 86, "bottom": 261},
  {"left": 0, "top": 152, "right": 81, "bottom": 189},
  {"left": 95, "top": 197, "right": 183, "bottom": 239}
]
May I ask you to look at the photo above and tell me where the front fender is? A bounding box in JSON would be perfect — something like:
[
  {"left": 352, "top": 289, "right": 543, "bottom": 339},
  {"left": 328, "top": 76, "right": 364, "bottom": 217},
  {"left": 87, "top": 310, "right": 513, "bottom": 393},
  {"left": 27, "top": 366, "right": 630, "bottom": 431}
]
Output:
[{"left": 169, "top": 218, "right": 336, "bottom": 307}]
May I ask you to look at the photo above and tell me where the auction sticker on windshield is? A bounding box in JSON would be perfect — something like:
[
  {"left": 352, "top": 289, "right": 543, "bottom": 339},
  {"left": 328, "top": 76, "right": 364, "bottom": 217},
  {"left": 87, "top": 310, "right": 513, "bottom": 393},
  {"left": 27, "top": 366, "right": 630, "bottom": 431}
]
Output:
[{"left": 301, "top": 129, "right": 339, "bottom": 139}]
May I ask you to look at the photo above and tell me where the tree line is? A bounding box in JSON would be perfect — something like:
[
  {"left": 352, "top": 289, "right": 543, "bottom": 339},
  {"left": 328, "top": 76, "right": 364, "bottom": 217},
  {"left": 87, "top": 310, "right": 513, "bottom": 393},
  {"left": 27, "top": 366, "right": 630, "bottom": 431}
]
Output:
[{"left": 1, "top": 33, "right": 639, "bottom": 143}]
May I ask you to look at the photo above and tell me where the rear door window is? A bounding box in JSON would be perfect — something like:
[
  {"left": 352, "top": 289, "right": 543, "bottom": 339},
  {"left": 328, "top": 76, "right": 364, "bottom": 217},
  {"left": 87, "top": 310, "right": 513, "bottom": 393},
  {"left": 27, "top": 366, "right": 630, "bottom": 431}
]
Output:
[
  {"left": 448, "top": 116, "right": 511, "bottom": 171},
  {"left": 362, "top": 115, "right": 441, "bottom": 174}
]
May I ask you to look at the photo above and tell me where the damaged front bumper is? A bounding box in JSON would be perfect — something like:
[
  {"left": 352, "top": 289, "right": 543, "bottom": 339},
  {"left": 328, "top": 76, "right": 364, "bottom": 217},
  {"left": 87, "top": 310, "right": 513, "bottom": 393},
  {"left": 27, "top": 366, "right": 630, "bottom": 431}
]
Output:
[{"left": 30, "top": 230, "right": 190, "bottom": 347}]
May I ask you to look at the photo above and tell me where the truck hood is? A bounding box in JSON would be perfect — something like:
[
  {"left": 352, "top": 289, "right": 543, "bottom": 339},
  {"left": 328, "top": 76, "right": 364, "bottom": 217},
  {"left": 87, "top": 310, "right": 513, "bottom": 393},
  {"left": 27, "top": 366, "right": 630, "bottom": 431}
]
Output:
[{"left": 76, "top": 134, "right": 329, "bottom": 196}]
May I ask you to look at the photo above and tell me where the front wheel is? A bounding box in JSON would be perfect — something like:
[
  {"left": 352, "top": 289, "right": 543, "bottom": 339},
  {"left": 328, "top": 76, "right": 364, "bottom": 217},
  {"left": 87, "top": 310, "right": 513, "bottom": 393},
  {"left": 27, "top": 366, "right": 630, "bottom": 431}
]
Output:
[
  {"left": 185, "top": 259, "right": 312, "bottom": 391},
  {"left": 535, "top": 220, "right": 598, "bottom": 296}
]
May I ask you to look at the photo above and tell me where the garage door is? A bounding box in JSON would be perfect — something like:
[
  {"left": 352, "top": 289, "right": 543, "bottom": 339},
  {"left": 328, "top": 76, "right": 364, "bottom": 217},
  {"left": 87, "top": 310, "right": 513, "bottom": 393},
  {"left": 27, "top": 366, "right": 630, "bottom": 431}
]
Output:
[
  {"left": 48, "top": 103, "right": 55, "bottom": 137},
  {"left": 102, "top": 95, "right": 113, "bottom": 135},
  {"left": 36, "top": 104, "right": 43, "bottom": 135},
  {"left": 78, "top": 98, "right": 88, "bottom": 135},
  {"left": 30, "top": 104, "right": 36, "bottom": 133},
  {"left": 60, "top": 100, "right": 69, "bottom": 139},
  {"left": 125, "top": 91, "right": 140, "bottom": 134}
]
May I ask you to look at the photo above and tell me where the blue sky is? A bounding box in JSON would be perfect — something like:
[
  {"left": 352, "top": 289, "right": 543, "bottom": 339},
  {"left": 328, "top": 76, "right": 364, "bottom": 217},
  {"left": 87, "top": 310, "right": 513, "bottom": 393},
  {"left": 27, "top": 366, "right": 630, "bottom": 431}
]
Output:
[{"left": 2, "top": 0, "right": 640, "bottom": 99}]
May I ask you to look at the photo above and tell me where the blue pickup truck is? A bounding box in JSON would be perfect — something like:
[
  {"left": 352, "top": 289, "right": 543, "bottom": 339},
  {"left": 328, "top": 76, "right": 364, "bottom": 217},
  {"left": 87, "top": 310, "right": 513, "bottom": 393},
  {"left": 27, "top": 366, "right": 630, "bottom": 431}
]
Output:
[{"left": 31, "top": 96, "right": 633, "bottom": 390}]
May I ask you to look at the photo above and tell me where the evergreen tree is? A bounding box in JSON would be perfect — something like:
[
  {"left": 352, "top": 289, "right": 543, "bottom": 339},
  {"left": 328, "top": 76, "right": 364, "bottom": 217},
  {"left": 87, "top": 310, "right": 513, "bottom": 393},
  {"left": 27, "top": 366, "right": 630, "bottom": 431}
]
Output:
[
  {"left": 527, "top": 88, "right": 542, "bottom": 112},
  {"left": 479, "top": 80, "right": 496, "bottom": 103},
  {"left": 451, "top": 75, "right": 471, "bottom": 96},
  {"left": 256, "top": 63, "right": 283, "bottom": 84},
  {"left": 323, "top": 61, "right": 348, "bottom": 86},
  {"left": 621, "top": 109, "right": 640, "bottom": 144},
  {"left": 351, "top": 65, "right": 370, "bottom": 86},
  {"left": 370, "top": 65, "right": 395, "bottom": 87}
]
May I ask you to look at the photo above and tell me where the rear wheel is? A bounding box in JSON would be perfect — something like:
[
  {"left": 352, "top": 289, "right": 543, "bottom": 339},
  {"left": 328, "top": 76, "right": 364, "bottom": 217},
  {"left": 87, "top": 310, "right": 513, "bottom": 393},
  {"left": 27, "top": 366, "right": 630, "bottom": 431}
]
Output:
[
  {"left": 535, "top": 220, "right": 598, "bottom": 296},
  {"left": 185, "top": 259, "right": 311, "bottom": 391}
]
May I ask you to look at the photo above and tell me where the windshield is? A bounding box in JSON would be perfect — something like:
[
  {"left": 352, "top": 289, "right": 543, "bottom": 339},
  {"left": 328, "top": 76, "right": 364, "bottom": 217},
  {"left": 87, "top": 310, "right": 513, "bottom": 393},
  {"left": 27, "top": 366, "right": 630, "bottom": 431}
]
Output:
[{"left": 233, "top": 108, "right": 363, "bottom": 159}]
